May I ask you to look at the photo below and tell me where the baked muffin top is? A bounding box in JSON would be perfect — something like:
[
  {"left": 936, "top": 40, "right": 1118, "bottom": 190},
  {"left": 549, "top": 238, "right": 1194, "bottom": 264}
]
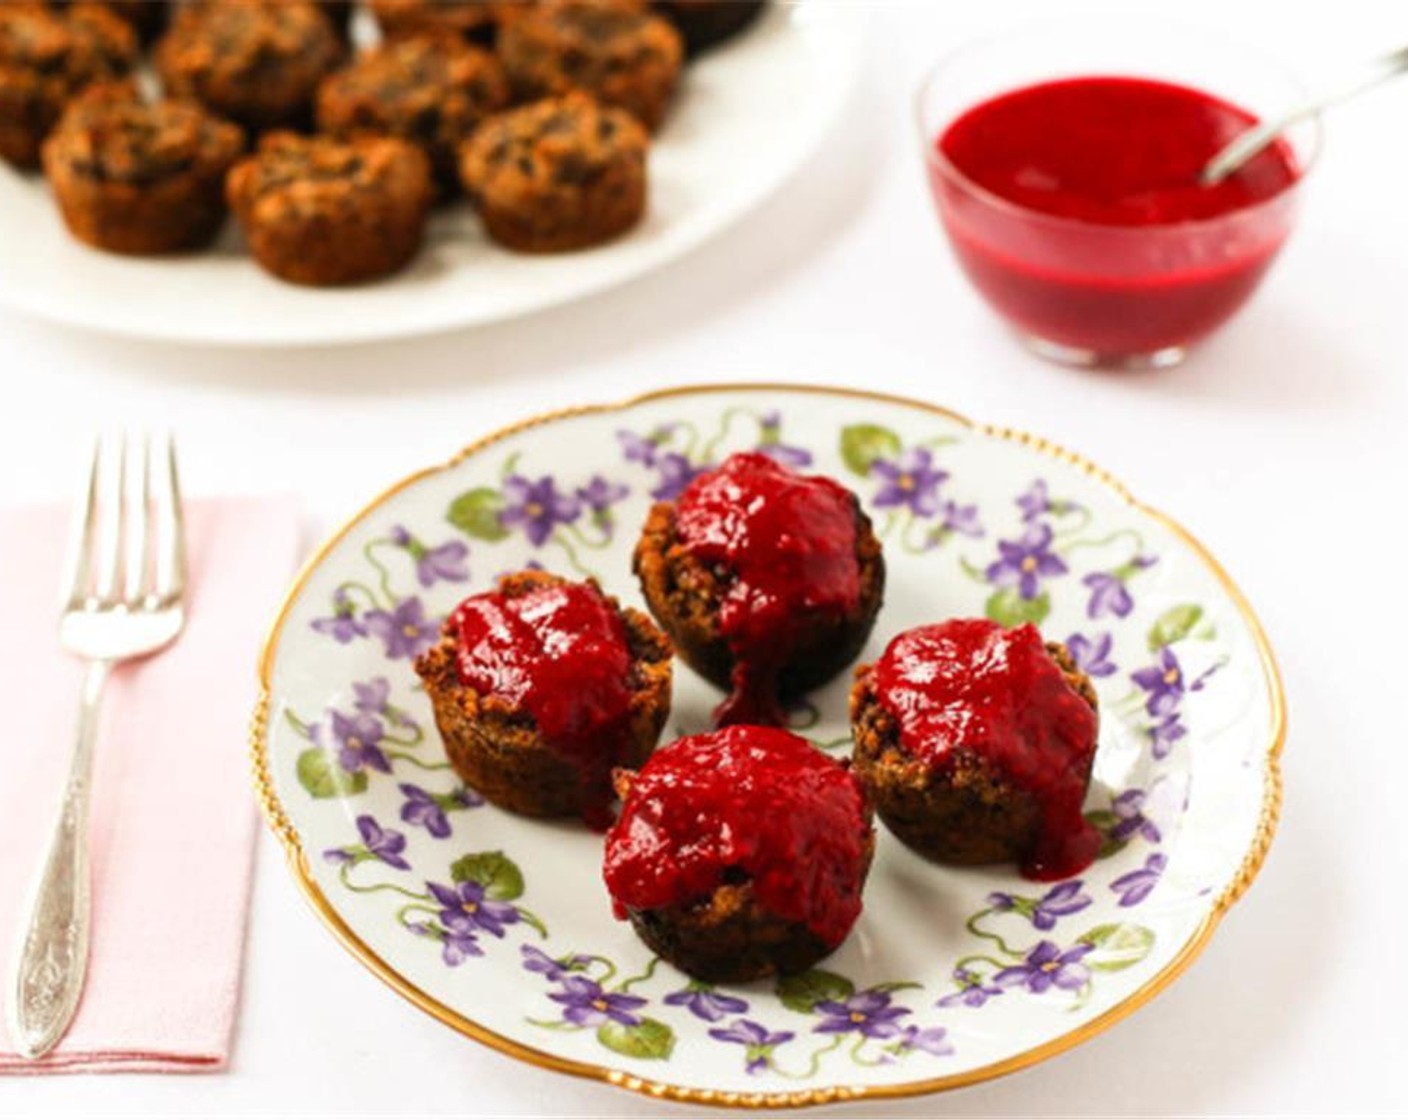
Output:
[
  {"left": 157, "top": 1, "right": 341, "bottom": 82},
  {"left": 46, "top": 83, "right": 244, "bottom": 184},
  {"left": 229, "top": 131, "right": 431, "bottom": 218},
  {"left": 0, "top": 3, "right": 136, "bottom": 85}
]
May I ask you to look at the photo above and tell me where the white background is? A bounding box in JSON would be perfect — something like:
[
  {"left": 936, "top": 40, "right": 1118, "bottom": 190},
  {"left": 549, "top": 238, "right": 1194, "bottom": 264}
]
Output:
[{"left": 1, "top": 1, "right": 1405, "bottom": 1115}]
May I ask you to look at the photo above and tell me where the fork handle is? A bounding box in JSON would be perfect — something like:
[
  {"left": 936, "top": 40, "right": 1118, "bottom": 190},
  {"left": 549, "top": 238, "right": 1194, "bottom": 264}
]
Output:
[{"left": 8, "top": 660, "right": 111, "bottom": 1059}]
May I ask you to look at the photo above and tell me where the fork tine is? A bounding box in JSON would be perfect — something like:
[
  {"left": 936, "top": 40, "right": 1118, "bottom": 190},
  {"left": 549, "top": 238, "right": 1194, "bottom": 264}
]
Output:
[
  {"left": 91, "top": 433, "right": 126, "bottom": 608},
  {"left": 63, "top": 438, "right": 103, "bottom": 612},
  {"left": 152, "top": 433, "right": 186, "bottom": 605},
  {"left": 123, "top": 433, "right": 152, "bottom": 607}
]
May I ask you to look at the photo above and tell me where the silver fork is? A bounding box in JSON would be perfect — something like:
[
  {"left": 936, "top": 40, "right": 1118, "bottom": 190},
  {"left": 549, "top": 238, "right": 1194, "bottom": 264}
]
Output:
[{"left": 7, "top": 434, "right": 187, "bottom": 1059}]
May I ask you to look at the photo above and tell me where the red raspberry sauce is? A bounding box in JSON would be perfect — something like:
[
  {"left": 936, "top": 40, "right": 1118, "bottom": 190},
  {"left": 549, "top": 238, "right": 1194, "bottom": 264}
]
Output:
[
  {"left": 673, "top": 452, "right": 861, "bottom": 727},
  {"left": 873, "top": 619, "right": 1100, "bottom": 880},
  {"left": 451, "top": 579, "right": 634, "bottom": 829},
  {"left": 602, "top": 726, "right": 871, "bottom": 947},
  {"left": 934, "top": 77, "right": 1302, "bottom": 354}
]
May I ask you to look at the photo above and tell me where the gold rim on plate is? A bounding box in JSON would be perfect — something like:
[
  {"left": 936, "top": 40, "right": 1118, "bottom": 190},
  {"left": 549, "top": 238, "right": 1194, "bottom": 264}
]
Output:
[{"left": 249, "top": 382, "right": 1287, "bottom": 1109}]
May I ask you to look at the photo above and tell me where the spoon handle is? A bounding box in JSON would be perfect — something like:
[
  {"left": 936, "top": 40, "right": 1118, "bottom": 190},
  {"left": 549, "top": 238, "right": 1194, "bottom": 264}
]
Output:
[{"left": 1202, "top": 43, "right": 1408, "bottom": 184}]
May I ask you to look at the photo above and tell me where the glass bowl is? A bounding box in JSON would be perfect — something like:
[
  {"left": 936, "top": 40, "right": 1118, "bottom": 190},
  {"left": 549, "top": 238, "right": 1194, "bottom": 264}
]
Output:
[{"left": 917, "top": 22, "right": 1320, "bottom": 370}]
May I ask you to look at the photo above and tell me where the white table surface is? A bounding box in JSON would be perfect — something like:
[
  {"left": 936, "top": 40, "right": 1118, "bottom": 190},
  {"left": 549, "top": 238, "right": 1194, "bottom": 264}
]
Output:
[{"left": 1, "top": 1, "right": 1405, "bottom": 1115}]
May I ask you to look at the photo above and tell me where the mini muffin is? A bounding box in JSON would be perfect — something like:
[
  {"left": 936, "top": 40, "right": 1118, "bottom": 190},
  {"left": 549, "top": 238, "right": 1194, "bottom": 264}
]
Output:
[
  {"left": 634, "top": 451, "right": 885, "bottom": 727},
  {"left": 154, "top": 0, "right": 343, "bottom": 132},
  {"left": 0, "top": 2, "right": 136, "bottom": 169},
  {"left": 415, "top": 570, "right": 672, "bottom": 829},
  {"left": 604, "top": 725, "right": 875, "bottom": 983},
  {"left": 368, "top": 0, "right": 498, "bottom": 45},
  {"left": 497, "top": 0, "right": 683, "bottom": 131},
  {"left": 459, "top": 91, "right": 647, "bottom": 252},
  {"left": 226, "top": 130, "right": 432, "bottom": 284},
  {"left": 42, "top": 82, "right": 245, "bottom": 254},
  {"left": 317, "top": 33, "right": 509, "bottom": 192},
  {"left": 653, "top": 0, "right": 765, "bottom": 57},
  {"left": 850, "top": 618, "right": 1101, "bottom": 880}
]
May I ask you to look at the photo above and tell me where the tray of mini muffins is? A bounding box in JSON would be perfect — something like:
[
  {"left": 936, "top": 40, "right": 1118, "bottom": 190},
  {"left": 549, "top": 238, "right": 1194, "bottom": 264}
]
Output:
[
  {"left": 1, "top": 0, "right": 772, "bottom": 283},
  {"left": 253, "top": 386, "right": 1283, "bottom": 1102}
]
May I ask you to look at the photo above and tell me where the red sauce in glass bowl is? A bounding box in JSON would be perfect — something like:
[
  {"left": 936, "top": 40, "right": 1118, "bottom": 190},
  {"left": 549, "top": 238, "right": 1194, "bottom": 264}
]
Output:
[
  {"left": 674, "top": 452, "right": 861, "bottom": 727},
  {"left": 451, "top": 579, "right": 634, "bottom": 828},
  {"left": 602, "top": 725, "right": 871, "bottom": 947},
  {"left": 873, "top": 619, "right": 1099, "bottom": 880},
  {"left": 931, "top": 76, "right": 1303, "bottom": 357}
]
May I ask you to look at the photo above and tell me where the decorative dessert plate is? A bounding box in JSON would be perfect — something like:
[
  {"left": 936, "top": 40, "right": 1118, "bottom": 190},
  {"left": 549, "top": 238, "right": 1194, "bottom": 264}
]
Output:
[
  {"left": 252, "top": 384, "right": 1285, "bottom": 1108},
  {"left": 0, "top": 5, "right": 858, "bottom": 347}
]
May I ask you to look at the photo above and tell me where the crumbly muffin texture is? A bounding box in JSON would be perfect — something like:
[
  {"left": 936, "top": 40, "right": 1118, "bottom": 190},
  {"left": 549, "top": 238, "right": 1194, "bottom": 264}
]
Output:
[
  {"left": 317, "top": 33, "right": 509, "bottom": 190},
  {"left": 460, "top": 90, "right": 648, "bottom": 252},
  {"left": 226, "top": 130, "right": 432, "bottom": 284},
  {"left": 368, "top": 0, "right": 499, "bottom": 44},
  {"left": 0, "top": 2, "right": 136, "bottom": 168},
  {"left": 498, "top": 0, "right": 683, "bottom": 130},
  {"left": 42, "top": 82, "right": 244, "bottom": 253},
  {"left": 155, "top": 0, "right": 344, "bottom": 132}
]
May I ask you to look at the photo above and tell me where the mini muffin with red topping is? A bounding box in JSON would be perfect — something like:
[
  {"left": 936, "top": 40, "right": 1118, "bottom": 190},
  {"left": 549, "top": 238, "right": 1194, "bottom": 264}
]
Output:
[
  {"left": 634, "top": 451, "right": 885, "bottom": 727},
  {"left": 0, "top": 2, "right": 136, "bottom": 169},
  {"left": 43, "top": 82, "right": 245, "bottom": 254},
  {"left": 317, "top": 33, "right": 510, "bottom": 193},
  {"left": 604, "top": 725, "right": 875, "bottom": 982},
  {"left": 368, "top": 0, "right": 499, "bottom": 46},
  {"left": 415, "top": 570, "right": 673, "bottom": 829},
  {"left": 155, "top": 0, "right": 343, "bottom": 133},
  {"left": 850, "top": 618, "right": 1101, "bottom": 880},
  {"left": 459, "top": 91, "right": 648, "bottom": 252},
  {"left": 652, "top": 0, "right": 766, "bottom": 57},
  {"left": 226, "top": 130, "right": 433, "bottom": 284},
  {"left": 497, "top": 0, "right": 683, "bottom": 131}
]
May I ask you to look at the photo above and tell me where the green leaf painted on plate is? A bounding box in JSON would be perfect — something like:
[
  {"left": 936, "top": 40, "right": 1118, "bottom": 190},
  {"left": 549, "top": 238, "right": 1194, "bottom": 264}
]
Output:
[
  {"left": 1078, "top": 923, "right": 1156, "bottom": 971},
  {"left": 985, "top": 588, "right": 1051, "bottom": 628},
  {"left": 296, "top": 748, "right": 367, "bottom": 799},
  {"left": 450, "top": 851, "right": 524, "bottom": 901},
  {"left": 776, "top": 969, "right": 854, "bottom": 1014},
  {"left": 596, "top": 1017, "right": 675, "bottom": 1061},
  {"left": 447, "top": 487, "right": 508, "bottom": 541},
  {"left": 839, "top": 424, "right": 902, "bottom": 477},
  {"left": 1147, "top": 604, "right": 1203, "bottom": 651},
  {"left": 1084, "top": 810, "right": 1128, "bottom": 859}
]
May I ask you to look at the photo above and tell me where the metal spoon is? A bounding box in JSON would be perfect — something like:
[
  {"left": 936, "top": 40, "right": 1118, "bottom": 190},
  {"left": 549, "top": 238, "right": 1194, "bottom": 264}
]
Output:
[{"left": 1201, "top": 43, "right": 1408, "bottom": 185}]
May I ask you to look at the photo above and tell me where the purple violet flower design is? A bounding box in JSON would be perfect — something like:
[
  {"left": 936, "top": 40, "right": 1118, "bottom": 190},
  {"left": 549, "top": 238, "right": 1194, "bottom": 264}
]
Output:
[
  {"left": 756, "top": 411, "right": 813, "bottom": 468},
  {"left": 937, "top": 968, "right": 1003, "bottom": 1009},
  {"left": 576, "top": 475, "right": 629, "bottom": 516},
  {"left": 870, "top": 449, "right": 947, "bottom": 517},
  {"left": 499, "top": 474, "right": 581, "bottom": 547},
  {"left": 1083, "top": 571, "right": 1135, "bottom": 619},
  {"left": 938, "top": 500, "right": 983, "bottom": 539},
  {"left": 325, "top": 710, "right": 391, "bottom": 774},
  {"left": 618, "top": 427, "right": 677, "bottom": 467},
  {"left": 1066, "top": 631, "right": 1117, "bottom": 678},
  {"left": 1149, "top": 714, "right": 1188, "bottom": 760},
  {"left": 813, "top": 991, "right": 911, "bottom": 1040},
  {"left": 1132, "top": 647, "right": 1192, "bottom": 717},
  {"left": 893, "top": 1025, "right": 954, "bottom": 1057},
  {"left": 1111, "top": 853, "right": 1168, "bottom": 907},
  {"left": 321, "top": 814, "right": 410, "bottom": 870},
  {"left": 989, "top": 881, "right": 1092, "bottom": 931},
  {"left": 310, "top": 588, "right": 365, "bottom": 643},
  {"left": 664, "top": 986, "right": 749, "bottom": 1023},
  {"left": 1111, "top": 788, "right": 1162, "bottom": 843},
  {"left": 521, "top": 945, "right": 590, "bottom": 981},
  {"left": 995, "top": 941, "right": 1093, "bottom": 994},
  {"left": 708, "top": 1019, "right": 796, "bottom": 1074},
  {"left": 363, "top": 597, "right": 438, "bottom": 661},
  {"left": 399, "top": 783, "right": 483, "bottom": 838},
  {"left": 441, "top": 929, "right": 484, "bottom": 966},
  {"left": 649, "top": 452, "right": 702, "bottom": 501},
  {"left": 352, "top": 677, "right": 393, "bottom": 716},
  {"left": 985, "top": 522, "right": 1068, "bottom": 600},
  {"left": 1016, "top": 479, "right": 1055, "bottom": 522},
  {"left": 428, "top": 880, "right": 521, "bottom": 939},
  {"left": 548, "top": 976, "right": 647, "bottom": 1028},
  {"left": 415, "top": 539, "right": 470, "bottom": 588}
]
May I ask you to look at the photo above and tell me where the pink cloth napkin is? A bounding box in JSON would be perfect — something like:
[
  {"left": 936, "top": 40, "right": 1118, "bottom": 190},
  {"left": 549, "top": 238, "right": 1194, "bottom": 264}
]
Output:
[{"left": 0, "top": 496, "right": 301, "bottom": 1074}]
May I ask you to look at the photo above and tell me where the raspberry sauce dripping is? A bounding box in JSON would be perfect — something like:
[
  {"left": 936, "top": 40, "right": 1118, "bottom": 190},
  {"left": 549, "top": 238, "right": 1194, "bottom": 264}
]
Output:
[
  {"left": 873, "top": 619, "right": 1100, "bottom": 880},
  {"left": 673, "top": 452, "right": 861, "bottom": 727}
]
